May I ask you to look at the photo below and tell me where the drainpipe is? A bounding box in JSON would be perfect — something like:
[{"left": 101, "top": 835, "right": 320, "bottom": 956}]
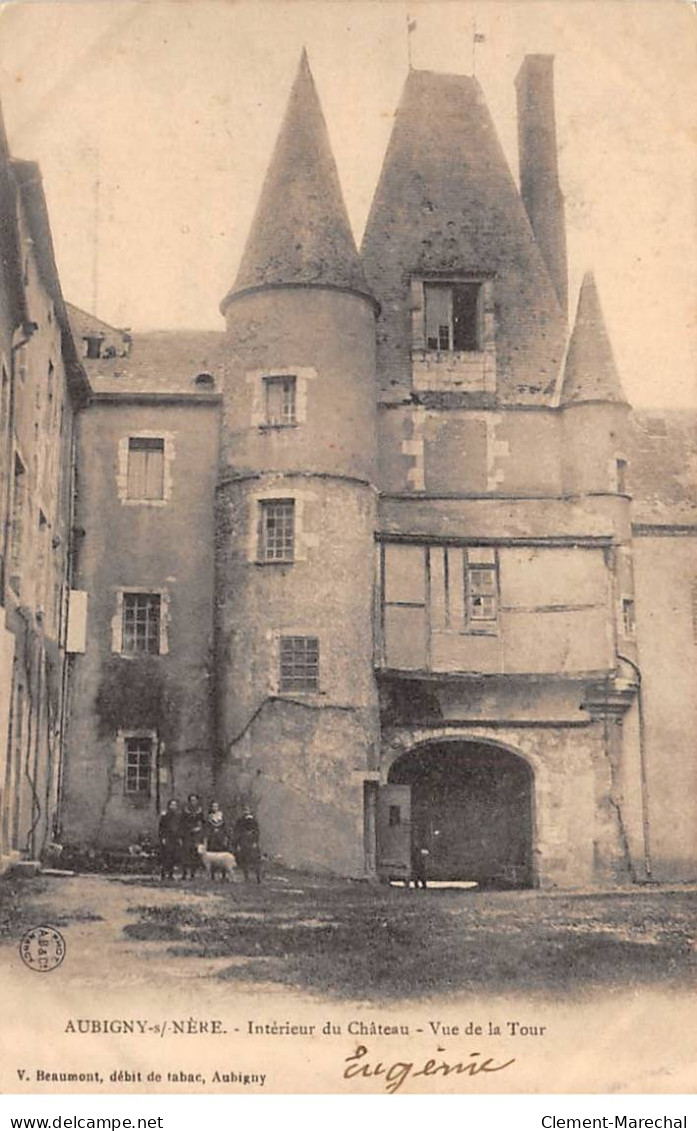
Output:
[
  {"left": 617, "top": 652, "right": 652, "bottom": 880},
  {"left": 55, "top": 418, "right": 79, "bottom": 836}
]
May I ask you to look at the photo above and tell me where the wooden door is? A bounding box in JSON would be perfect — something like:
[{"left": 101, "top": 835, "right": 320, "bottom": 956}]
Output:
[{"left": 377, "top": 784, "right": 411, "bottom": 881}]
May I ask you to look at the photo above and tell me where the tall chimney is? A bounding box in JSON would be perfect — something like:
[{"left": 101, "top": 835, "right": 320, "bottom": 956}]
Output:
[{"left": 515, "top": 55, "right": 568, "bottom": 318}]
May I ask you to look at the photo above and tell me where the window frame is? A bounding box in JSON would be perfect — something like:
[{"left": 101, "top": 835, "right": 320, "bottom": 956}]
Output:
[
  {"left": 9, "top": 452, "right": 27, "bottom": 593},
  {"left": 262, "top": 374, "right": 297, "bottom": 428},
  {"left": 424, "top": 280, "right": 483, "bottom": 353},
  {"left": 121, "top": 591, "right": 162, "bottom": 656},
  {"left": 621, "top": 597, "right": 636, "bottom": 639},
  {"left": 259, "top": 498, "right": 295, "bottom": 563},
  {"left": 123, "top": 733, "right": 154, "bottom": 798},
  {"left": 279, "top": 634, "right": 320, "bottom": 693},
  {"left": 464, "top": 551, "right": 499, "bottom": 635},
  {"left": 126, "top": 436, "right": 166, "bottom": 501},
  {"left": 118, "top": 433, "right": 173, "bottom": 507}
]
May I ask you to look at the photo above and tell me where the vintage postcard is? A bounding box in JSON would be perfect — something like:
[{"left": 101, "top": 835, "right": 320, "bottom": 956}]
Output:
[{"left": 0, "top": 0, "right": 695, "bottom": 1098}]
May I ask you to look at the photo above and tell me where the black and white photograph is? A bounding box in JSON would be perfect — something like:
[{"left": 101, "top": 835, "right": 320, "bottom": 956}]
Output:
[{"left": 0, "top": 0, "right": 695, "bottom": 1099}]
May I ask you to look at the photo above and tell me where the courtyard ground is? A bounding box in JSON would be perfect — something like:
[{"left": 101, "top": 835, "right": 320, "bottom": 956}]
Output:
[{"left": 1, "top": 867, "right": 696, "bottom": 1002}]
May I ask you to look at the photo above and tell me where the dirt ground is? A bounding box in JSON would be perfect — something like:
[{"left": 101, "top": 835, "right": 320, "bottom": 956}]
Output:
[{"left": 2, "top": 868, "right": 696, "bottom": 1002}]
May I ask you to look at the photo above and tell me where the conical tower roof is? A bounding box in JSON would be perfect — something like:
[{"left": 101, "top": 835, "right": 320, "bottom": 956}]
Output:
[
  {"left": 560, "top": 273, "right": 627, "bottom": 405},
  {"left": 222, "top": 50, "right": 372, "bottom": 311},
  {"left": 361, "top": 69, "right": 567, "bottom": 401}
]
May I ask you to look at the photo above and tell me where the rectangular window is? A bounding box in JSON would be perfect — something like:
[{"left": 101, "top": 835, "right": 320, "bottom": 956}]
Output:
[
  {"left": 264, "top": 375, "right": 297, "bottom": 426},
  {"left": 622, "top": 598, "right": 636, "bottom": 638},
  {"left": 127, "top": 438, "right": 165, "bottom": 500},
  {"left": 124, "top": 735, "right": 153, "bottom": 796},
  {"left": 616, "top": 459, "right": 628, "bottom": 495},
  {"left": 122, "top": 592, "right": 161, "bottom": 655},
  {"left": 260, "top": 499, "right": 295, "bottom": 562},
  {"left": 16, "top": 345, "right": 27, "bottom": 382},
  {"left": 36, "top": 511, "right": 48, "bottom": 610},
  {"left": 465, "top": 557, "right": 498, "bottom": 629},
  {"left": 425, "top": 282, "right": 481, "bottom": 352},
  {"left": 9, "top": 454, "right": 26, "bottom": 589},
  {"left": 280, "top": 635, "right": 319, "bottom": 692}
]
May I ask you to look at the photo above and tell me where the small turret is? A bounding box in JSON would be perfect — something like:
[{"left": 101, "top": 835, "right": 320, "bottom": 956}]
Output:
[
  {"left": 560, "top": 272, "right": 627, "bottom": 406},
  {"left": 561, "top": 274, "right": 631, "bottom": 499},
  {"left": 222, "top": 48, "right": 372, "bottom": 311}
]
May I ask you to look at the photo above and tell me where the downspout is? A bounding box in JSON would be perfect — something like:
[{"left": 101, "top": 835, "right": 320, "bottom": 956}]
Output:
[
  {"left": 55, "top": 416, "right": 80, "bottom": 834},
  {"left": 617, "top": 651, "right": 652, "bottom": 880}
]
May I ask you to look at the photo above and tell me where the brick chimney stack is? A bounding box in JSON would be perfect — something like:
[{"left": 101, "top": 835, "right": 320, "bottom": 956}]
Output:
[{"left": 515, "top": 55, "right": 568, "bottom": 319}]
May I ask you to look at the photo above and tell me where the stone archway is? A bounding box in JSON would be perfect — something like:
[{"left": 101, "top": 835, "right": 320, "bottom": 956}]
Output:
[{"left": 386, "top": 738, "right": 535, "bottom": 888}]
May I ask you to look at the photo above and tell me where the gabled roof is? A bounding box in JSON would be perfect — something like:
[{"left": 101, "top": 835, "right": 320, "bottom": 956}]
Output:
[
  {"left": 360, "top": 68, "right": 567, "bottom": 402},
  {"left": 560, "top": 273, "right": 627, "bottom": 406},
  {"left": 222, "top": 50, "right": 372, "bottom": 311}
]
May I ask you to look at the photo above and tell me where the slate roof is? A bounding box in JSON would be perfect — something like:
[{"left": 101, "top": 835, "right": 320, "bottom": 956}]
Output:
[
  {"left": 560, "top": 273, "right": 627, "bottom": 405},
  {"left": 66, "top": 304, "right": 223, "bottom": 397},
  {"left": 360, "top": 68, "right": 567, "bottom": 403},
  {"left": 222, "top": 50, "right": 372, "bottom": 312},
  {"left": 628, "top": 409, "right": 697, "bottom": 527}
]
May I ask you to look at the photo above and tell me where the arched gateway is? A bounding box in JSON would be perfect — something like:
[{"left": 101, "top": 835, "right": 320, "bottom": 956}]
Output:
[{"left": 379, "top": 740, "right": 535, "bottom": 888}]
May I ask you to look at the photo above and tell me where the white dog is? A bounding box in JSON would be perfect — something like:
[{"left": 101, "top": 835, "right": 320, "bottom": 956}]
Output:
[{"left": 197, "top": 843, "right": 236, "bottom": 882}]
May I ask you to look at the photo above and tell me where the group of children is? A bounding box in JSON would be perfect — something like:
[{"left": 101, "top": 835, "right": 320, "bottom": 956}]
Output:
[{"left": 157, "top": 794, "right": 261, "bottom": 882}]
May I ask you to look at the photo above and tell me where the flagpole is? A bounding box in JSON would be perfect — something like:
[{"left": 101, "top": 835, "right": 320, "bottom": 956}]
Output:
[
  {"left": 472, "top": 14, "right": 476, "bottom": 76},
  {"left": 406, "top": 12, "right": 414, "bottom": 70}
]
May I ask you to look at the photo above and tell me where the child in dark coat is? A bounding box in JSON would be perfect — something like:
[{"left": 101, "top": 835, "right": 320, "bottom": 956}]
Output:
[
  {"left": 158, "top": 799, "right": 182, "bottom": 880},
  {"left": 205, "top": 800, "right": 228, "bottom": 852},
  {"left": 232, "top": 810, "right": 262, "bottom": 883}
]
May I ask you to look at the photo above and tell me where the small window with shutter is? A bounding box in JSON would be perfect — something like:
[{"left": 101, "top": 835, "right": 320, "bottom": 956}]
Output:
[
  {"left": 127, "top": 437, "right": 165, "bottom": 500},
  {"left": 264, "top": 375, "right": 297, "bottom": 426}
]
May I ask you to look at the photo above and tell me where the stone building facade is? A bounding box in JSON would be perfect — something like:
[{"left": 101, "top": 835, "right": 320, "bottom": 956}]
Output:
[
  {"left": 0, "top": 106, "right": 89, "bottom": 872},
  {"left": 57, "top": 54, "right": 697, "bottom": 887}
]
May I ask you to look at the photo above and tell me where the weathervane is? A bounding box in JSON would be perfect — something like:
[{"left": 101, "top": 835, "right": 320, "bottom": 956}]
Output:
[{"left": 472, "top": 15, "right": 486, "bottom": 77}]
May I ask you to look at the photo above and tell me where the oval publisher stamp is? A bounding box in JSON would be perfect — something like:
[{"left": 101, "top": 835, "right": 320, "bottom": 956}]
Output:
[{"left": 19, "top": 925, "right": 66, "bottom": 973}]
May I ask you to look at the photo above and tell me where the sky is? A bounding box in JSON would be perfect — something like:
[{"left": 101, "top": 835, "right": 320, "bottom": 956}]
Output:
[{"left": 0, "top": 0, "right": 694, "bottom": 407}]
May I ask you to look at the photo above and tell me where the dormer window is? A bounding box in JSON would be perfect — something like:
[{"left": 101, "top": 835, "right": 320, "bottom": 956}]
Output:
[
  {"left": 410, "top": 277, "right": 495, "bottom": 395},
  {"left": 424, "top": 281, "right": 482, "bottom": 352},
  {"left": 83, "top": 335, "right": 103, "bottom": 360}
]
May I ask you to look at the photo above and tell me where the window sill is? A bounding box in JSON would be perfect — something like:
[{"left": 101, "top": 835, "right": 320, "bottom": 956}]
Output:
[
  {"left": 276, "top": 689, "right": 323, "bottom": 698},
  {"left": 258, "top": 423, "right": 299, "bottom": 432},
  {"left": 121, "top": 498, "right": 169, "bottom": 508},
  {"left": 254, "top": 559, "right": 295, "bottom": 567},
  {"left": 117, "top": 651, "right": 164, "bottom": 659},
  {"left": 419, "top": 348, "right": 484, "bottom": 359}
]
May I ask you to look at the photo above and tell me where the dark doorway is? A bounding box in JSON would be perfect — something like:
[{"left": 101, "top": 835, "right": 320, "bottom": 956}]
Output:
[{"left": 388, "top": 741, "right": 534, "bottom": 888}]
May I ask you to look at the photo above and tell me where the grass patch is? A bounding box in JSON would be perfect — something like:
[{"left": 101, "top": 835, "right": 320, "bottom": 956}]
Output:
[{"left": 122, "top": 880, "right": 697, "bottom": 1001}]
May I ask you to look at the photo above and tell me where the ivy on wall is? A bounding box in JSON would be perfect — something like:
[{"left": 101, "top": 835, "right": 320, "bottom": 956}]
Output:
[{"left": 94, "top": 656, "right": 181, "bottom": 746}]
